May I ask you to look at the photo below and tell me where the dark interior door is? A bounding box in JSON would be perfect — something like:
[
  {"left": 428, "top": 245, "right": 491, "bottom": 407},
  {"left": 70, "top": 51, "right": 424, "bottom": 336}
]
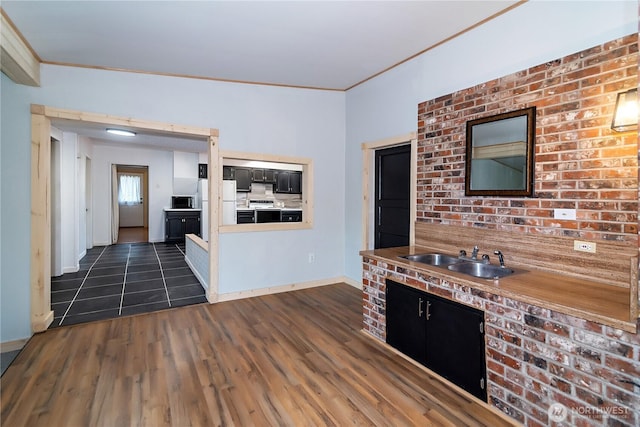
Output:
[{"left": 375, "top": 145, "right": 410, "bottom": 248}]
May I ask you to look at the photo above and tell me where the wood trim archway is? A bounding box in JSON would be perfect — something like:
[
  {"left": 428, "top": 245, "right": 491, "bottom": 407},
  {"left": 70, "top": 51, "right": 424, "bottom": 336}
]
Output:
[{"left": 30, "top": 104, "right": 220, "bottom": 332}]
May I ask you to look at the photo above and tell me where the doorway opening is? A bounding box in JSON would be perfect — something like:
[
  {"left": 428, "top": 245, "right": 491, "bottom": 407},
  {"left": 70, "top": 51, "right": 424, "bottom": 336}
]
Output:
[
  {"left": 114, "top": 165, "right": 149, "bottom": 244},
  {"left": 30, "top": 105, "right": 219, "bottom": 333}
]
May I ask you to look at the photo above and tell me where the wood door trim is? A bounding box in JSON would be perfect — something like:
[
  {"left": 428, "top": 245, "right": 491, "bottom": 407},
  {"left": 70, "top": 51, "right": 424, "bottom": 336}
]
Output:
[
  {"left": 361, "top": 132, "right": 417, "bottom": 251},
  {"left": 30, "top": 104, "right": 220, "bottom": 332}
]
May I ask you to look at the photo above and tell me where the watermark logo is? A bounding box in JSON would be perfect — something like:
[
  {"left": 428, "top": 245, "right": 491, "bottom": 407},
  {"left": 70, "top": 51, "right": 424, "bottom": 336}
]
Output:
[
  {"left": 548, "top": 402, "right": 631, "bottom": 423},
  {"left": 548, "top": 403, "right": 568, "bottom": 423}
]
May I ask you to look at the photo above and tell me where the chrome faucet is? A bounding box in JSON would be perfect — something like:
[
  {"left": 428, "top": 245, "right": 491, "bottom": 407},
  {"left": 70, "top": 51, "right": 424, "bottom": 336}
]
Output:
[
  {"left": 494, "top": 250, "right": 505, "bottom": 267},
  {"left": 471, "top": 245, "right": 479, "bottom": 260},
  {"left": 481, "top": 254, "right": 490, "bottom": 264}
]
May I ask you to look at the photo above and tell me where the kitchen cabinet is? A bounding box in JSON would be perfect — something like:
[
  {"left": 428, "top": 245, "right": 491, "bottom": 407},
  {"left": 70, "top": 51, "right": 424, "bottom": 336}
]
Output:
[
  {"left": 386, "top": 279, "right": 487, "bottom": 401},
  {"left": 264, "top": 169, "right": 277, "bottom": 184},
  {"left": 281, "top": 210, "right": 302, "bottom": 222},
  {"left": 386, "top": 280, "right": 427, "bottom": 362},
  {"left": 251, "top": 168, "right": 265, "bottom": 182},
  {"left": 165, "top": 210, "right": 201, "bottom": 242},
  {"left": 234, "top": 168, "right": 251, "bottom": 192},
  {"left": 223, "top": 166, "right": 234, "bottom": 180},
  {"left": 275, "top": 171, "right": 302, "bottom": 194}
]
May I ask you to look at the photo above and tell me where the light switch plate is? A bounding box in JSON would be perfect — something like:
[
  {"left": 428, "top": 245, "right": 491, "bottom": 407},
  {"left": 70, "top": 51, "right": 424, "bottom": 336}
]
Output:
[{"left": 554, "top": 208, "right": 576, "bottom": 220}]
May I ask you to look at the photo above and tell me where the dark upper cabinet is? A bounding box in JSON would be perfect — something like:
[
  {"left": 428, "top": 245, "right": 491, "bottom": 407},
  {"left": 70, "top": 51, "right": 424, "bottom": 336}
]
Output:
[
  {"left": 223, "top": 166, "right": 301, "bottom": 193},
  {"left": 223, "top": 166, "right": 234, "bottom": 180},
  {"left": 264, "top": 169, "right": 277, "bottom": 184},
  {"left": 386, "top": 279, "right": 487, "bottom": 402},
  {"left": 252, "top": 168, "right": 265, "bottom": 182},
  {"left": 289, "top": 171, "right": 302, "bottom": 194},
  {"left": 234, "top": 168, "right": 251, "bottom": 192},
  {"left": 275, "top": 171, "right": 302, "bottom": 194},
  {"left": 198, "top": 163, "right": 208, "bottom": 179}
]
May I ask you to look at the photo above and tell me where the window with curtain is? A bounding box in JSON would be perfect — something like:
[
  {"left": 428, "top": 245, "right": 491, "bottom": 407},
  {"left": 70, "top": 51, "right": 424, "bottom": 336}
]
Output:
[{"left": 118, "top": 174, "right": 141, "bottom": 205}]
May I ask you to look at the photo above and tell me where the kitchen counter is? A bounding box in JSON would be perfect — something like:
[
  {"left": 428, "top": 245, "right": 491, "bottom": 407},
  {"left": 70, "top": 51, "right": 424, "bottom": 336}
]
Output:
[
  {"left": 361, "top": 245, "right": 637, "bottom": 333},
  {"left": 164, "top": 208, "right": 202, "bottom": 212}
]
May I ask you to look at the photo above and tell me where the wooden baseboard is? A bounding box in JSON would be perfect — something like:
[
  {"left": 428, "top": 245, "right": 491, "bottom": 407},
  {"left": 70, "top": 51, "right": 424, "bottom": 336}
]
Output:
[
  {"left": 218, "top": 277, "right": 352, "bottom": 302},
  {"left": 32, "top": 310, "right": 54, "bottom": 333},
  {"left": 1, "top": 338, "right": 29, "bottom": 353},
  {"left": 341, "top": 276, "right": 361, "bottom": 289}
]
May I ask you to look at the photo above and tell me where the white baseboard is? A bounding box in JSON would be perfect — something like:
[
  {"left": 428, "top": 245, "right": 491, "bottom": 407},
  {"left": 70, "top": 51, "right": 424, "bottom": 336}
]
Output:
[
  {"left": 1, "top": 338, "right": 29, "bottom": 353},
  {"left": 63, "top": 264, "right": 80, "bottom": 274},
  {"left": 217, "top": 277, "right": 356, "bottom": 303}
]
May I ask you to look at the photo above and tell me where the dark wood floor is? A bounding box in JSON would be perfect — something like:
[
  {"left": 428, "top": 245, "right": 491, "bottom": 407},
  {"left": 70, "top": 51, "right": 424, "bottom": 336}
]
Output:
[{"left": 1, "top": 283, "right": 517, "bottom": 426}]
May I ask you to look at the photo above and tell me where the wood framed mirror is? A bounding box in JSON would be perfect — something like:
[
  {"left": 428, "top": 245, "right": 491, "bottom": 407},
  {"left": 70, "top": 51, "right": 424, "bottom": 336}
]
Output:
[{"left": 465, "top": 106, "right": 536, "bottom": 197}]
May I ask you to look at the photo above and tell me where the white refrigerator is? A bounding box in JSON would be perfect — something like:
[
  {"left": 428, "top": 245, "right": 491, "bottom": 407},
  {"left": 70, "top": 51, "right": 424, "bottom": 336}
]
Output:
[
  {"left": 197, "top": 179, "right": 210, "bottom": 241},
  {"left": 222, "top": 180, "right": 237, "bottom": 225}
]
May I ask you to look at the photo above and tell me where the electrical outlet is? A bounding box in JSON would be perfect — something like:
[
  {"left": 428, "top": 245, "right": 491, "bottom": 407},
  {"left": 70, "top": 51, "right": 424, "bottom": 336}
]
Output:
[
  {"left": 574, "top": 240, "right": 596, "bottom": 253},
  {"left": 308, "top": 253, "right": 315, "bottom": 263},
  {"left": 554, "top": 208, "right": 576, "bottom": 220}
]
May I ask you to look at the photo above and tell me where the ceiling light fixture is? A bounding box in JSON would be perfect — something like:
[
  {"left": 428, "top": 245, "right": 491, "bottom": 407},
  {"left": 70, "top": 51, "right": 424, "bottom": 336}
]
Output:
[
  {"left": 106, "top": 128, "right": 136, "bottom": 137},
  {"left": 611, "top": 88, "right": 638, "bottom": 132}
]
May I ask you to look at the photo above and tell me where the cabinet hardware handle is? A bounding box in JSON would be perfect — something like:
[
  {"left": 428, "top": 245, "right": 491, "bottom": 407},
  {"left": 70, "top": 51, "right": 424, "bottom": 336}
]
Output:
[
  {"left": 425, "top": 301, "right": 432, "bottom": 320},
  {"left": 418, "top": 298, "right": 424, "bottom": 317},
  {"left": 479, "top": 322, "right": 484, "bottom": 334},
  {"left": 480, "top": 378, "right": 485, "bottom": 389}
]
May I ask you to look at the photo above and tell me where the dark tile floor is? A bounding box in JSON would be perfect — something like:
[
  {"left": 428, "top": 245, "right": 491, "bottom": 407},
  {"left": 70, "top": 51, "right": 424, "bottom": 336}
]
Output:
[{"left": 50, "top": 242, "right": 207, "bottom": 328}]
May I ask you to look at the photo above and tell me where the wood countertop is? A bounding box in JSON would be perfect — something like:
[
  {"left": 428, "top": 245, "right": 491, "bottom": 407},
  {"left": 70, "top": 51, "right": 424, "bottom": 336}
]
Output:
[{"left": 360, "top": 245, "right": 638, "bottom": 333}]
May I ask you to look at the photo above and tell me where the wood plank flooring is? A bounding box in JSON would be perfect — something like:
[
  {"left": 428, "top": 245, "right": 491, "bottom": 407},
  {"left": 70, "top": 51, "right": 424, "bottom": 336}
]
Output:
[{"left": 1, "top": 283, "right": 518, "bottom": 427}]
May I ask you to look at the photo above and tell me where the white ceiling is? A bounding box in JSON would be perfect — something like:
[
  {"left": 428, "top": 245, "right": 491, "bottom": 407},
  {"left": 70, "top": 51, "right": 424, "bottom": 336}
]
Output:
[{"left": 3, "top": 0, "right": 522, "bottom": 149}]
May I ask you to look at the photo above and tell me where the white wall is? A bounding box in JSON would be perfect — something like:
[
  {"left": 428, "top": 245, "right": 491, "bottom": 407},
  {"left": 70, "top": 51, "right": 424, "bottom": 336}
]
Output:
[
  {"left": 2, "top": 0, "right": 634, "bottom": 343},
  {"left": 343, "top": 0, "right": 639, "bottom": 280},
  {"left": 92, "top": 143, "right": 174, "bottom": 244},
  {"left": 1, "top": 68, "right": 346, "bottom": 341}
]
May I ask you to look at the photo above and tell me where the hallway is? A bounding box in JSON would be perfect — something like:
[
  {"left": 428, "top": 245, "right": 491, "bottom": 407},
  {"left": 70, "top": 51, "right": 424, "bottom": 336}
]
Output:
[{"left": 50, "top": 242, "right": 207, "bottom": 328}]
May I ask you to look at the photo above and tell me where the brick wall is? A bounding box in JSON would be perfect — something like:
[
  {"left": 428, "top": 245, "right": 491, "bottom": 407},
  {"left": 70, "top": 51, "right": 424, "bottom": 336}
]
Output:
[
  {"left": 416, "top": 34, "right": 638, "bottom": 242},
  {"left": 362, "top": 257, "right": 640, "bottom": 427}
]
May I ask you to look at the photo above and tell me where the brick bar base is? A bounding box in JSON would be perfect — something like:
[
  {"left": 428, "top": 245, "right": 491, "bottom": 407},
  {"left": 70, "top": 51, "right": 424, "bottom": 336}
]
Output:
[{"left": 363, "top": 257, "right": 640, "bottom": 427}]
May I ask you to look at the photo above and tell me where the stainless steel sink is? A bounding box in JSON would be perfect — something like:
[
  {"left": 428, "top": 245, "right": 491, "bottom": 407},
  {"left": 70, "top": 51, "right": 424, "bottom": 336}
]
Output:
[
  {"left": 399, "top": 253, "right": 463, "bottom": 267},
  {"left": 447, "top": 262, "right": 517, "bottom": 279}
]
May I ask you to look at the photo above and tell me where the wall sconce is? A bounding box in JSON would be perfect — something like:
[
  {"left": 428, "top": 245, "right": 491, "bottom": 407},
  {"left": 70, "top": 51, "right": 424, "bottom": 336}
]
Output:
[{"left": 611, "top": 88, "right": 638, "bottom": 132}]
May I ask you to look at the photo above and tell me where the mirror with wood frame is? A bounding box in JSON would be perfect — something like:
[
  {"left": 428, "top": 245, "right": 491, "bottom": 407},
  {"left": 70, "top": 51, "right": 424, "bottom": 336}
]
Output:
[{"left": 465, "top": 106, "right": 536, "bottom": 197}]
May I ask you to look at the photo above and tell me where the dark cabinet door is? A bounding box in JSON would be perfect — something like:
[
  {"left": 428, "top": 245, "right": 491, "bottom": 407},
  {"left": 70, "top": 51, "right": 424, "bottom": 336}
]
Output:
[
  {"left": 386, "top": 279, "right": 487, "bottom": 402},
  {"left": 275, "top": 171, "right": 290, "bottom": 193},
  {"left": 252, "top": 168, "right": 265, "bottom": 182},
  {"left": 235, "top": 168, "right": 251, "bottom": 192},
  {"left": 223, "top": 166, "right": 234, "bottom": 180},
  {"left": 275, "top": 171, "right": 302, "bottom": 194},
  {"left": 165, "top": 215, "right": 184, "bottom": 241},
  {"left": 289, "top": 171, "right": 302, "bottom": 194},
  {"left": 264, "top": 169, "right": 277, "bottom": 184},
  {"left": 165, "top": 212, "right": 201, "bottom": 242},
  {"left": 424, "top": 294, "right": 487, "bottom": 401},
  {"left": 183, "top": 214, "right": 201, "bottom": 236},
  {"left": 386, "top": 279, "right": 427, "bottom": 364}
]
